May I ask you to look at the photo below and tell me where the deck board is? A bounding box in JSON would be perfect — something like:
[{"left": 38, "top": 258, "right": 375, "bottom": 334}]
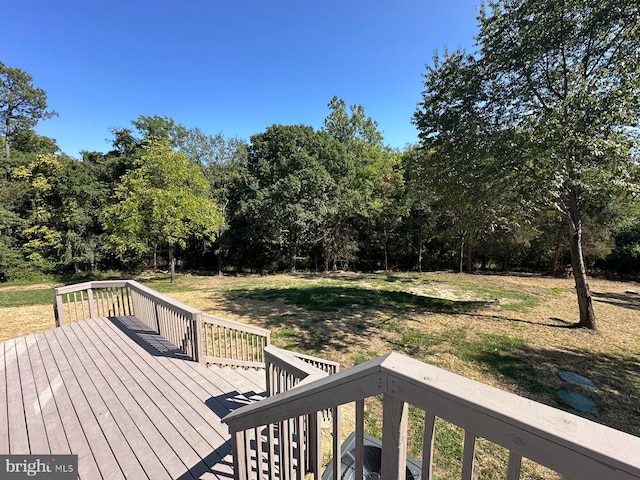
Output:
[
  {"left": 0, "top": 342, "right": 9, "bottom": 453},
  {"left": 34, "top": 330, "right": 102, "bottom": 478},
  {"left": 15, "top": 336, "right": 50, "bottom": 454},
  {"left": 87, "top": 318, "right": 225, "bottom": 478},
  {"left": 0, "top": 316, "right": 266, "bottom": 480}
]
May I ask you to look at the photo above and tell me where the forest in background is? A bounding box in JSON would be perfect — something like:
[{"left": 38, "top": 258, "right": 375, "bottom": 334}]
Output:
[
  {"left": 1, "top": 100, "right": 638, "bottom": 281},
  {"left": 1, "top": 2, "right": 639, "bottom": 317}
]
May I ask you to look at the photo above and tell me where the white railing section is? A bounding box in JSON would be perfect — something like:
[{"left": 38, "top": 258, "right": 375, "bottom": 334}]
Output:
[
  {"left": 54, "top": 280, "right": 270, "bottom": 367},
  {"left": 228, "top": 345, "right": 333, "bottom": 480},
  {"left": 223, "top": 352, "right": 640, "bottom": 480}
]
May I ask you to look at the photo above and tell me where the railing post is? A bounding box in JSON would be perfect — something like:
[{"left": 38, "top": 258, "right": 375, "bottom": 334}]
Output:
[
  {"left": 130, "top": 288, "right": 139, "bottom": 318},
  {"left": 87, "top": 288, "right": 96, "bottom": 318},
  {"left": 193, "top": 312, "right": 203, "bottom": 364},
  {"left": 381, "top": 393, "right": 408, "bottom": 480},
  {"left": 231, "top": 429, "right": 247, "bottom": 480},
  {"left": 54, "top": 294, "right": 65, "bottom": 327}
]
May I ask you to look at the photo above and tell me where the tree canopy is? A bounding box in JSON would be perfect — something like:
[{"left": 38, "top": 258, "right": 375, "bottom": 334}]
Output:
[
  {"left": 0, "top": 62, "right": 56, "bottom": 158},
  {"left": 103, "top": 137, "right": 223, "bottom": 282},
  {"left": 414, "top": 0, "right": 640, "bottom": 329}
]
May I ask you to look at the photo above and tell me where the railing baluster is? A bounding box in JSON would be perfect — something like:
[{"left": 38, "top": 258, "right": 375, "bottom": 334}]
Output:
[
  {"left": 506, "top": 451, "right": 522, "bottom": 480},
  {"left": 381, "top": 393, "right": 408, "bottom": 479},
  {"left": 267, "top": 422, "right": 276, "bottom": 479},
  {"left": 79, "top": 290, "right": 86, "bottom": 320},
  {"left": 87, "top": 288, "right": 96, "bottom": 318},
  {"left": 461, "top": 431, "right": 476, "bottom": 480},
  {"left": 422, "top": 413, "right": 436, "bottom": 480},
  {"left": 355, "top": 399, "right": 365, "bottom": 480},
  {"left": 295, "top": 415, "right": 304, "bottom": 480},
  {"left": 332, "top": 404, "right": 341, "bottom": 480},
  {"left": 255, "top": 426, "right": 264, "bottom": 479}
]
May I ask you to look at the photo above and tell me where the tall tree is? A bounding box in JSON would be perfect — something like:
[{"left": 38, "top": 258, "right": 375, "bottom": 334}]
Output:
[
  {"left": 323, "top": 96, "right": 406, "bottom": 271},
  {"left": 414, "top": 51, "right": 529, "bottom": 274},
  {"left": 415, "top": 1, "right": 640, "bottom": 329},
  {"left": 104, "top": 137, "right": 223, "bottom": 282},
  {"left": 0, "top": 62, "right": 56, "bottom": 158},
  {"left": 478, "top": 0, "right": 640, "bottom": 329},
  {"left": 237, "top": 125, "right": 344, "bottom": 272}
]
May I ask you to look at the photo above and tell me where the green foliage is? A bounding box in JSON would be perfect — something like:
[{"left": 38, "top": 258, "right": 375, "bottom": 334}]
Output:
[
  {"left": 414, "top": 0, "right": 640, "bottom": 325},
  {"left": 0, "top": 62, "right": 57, "bottom": 158},
  {"left": 103, "top": 137, "right": 223, "bottom": 280},
  {"left": 232, "top": 124, "right": 347, "bottom": 271}
]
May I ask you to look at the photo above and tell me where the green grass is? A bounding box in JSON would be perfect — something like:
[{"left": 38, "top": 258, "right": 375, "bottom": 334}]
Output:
[
  {"left": 243, "top": 283, "right": 486, "bottom": 313},
  {"left": 0, "top": 288, "right": 55, "bottom": 307},
  {"left": 441, "top": 276, "right": 542, "bottom": 312}
]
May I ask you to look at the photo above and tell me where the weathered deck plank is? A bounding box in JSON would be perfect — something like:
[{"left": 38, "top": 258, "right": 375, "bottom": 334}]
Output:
[
  {"left": 0, "top": 341, "right": 9, "bottom": 453},
  {"left": 0, "top": 316, "right": 266, "bottom": 480},
  {"left": 43, "top": 328, "right": 126, "bottom": 479},
  {"left": 5, "top": 339, "right": 29, "bottom": 453},
  {"left": 34, "top": 330, "right": 102, "bottom": 478},
  {"left": 15, "top": 336, "right": 50, "bottom": 454},
  {"left": 84, "top": 318, "right": 226, "bottom": 479},
  {"left": 24, "top": 335, "right": 71, "bottom": 455}
]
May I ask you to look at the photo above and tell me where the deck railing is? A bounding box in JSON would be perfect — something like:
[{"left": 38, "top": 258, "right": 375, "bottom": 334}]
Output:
[
  {"left": 54, "top": 280, "right": 270, "bottom": 367},
  {"left": 201, "top": 313, "right": 270, "bottom": 368},
  {"left": 241, "top": 345, "right": 333, "bottom": 479},
  {"left": 54, "top": 280, "right": 133, "bottom": 324},
  {"left": 223, "top": 351, "right": 640, "bottom": 480}
]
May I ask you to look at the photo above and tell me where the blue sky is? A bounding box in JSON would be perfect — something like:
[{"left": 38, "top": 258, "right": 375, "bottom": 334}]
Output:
[{"left": 6, "top": 0, "right": 480, "bottom": 158}]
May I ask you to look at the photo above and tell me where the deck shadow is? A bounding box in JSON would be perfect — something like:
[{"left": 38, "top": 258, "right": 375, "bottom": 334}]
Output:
[
  {"left": 107, "top": 315, "right": 193, "bottom": 360},
  {"left": 205, "top": 390, "right": 262, "bottom": 418},
  {"left": 176, "top": 445, "right": 234, "bottom": 480}
]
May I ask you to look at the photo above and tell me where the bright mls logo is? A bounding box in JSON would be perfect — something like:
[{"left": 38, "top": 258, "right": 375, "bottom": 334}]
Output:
[{"left": 0, "top": 455, "right": 77, "bottom": 479}]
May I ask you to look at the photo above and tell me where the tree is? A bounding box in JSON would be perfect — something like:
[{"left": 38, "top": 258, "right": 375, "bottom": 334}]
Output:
[
  {"left": 323, "top": 97, "right": 407, "bottom": 271},
  {"left": 477, "top": 0, "right": 640, "bottom": 329},
  {"left": 414, "top": 51, "right": 530, "bottom": 274},
  {"left": 181, "top": 129, "right": 248, "bottom": 275},
  {"left": 236, "top": 125, "right": 344, "bottom": 272},
  {"left": 415, "top": 0, "right": 640, "bottom": 329},
  {"left": 104, "top": 137, "right": 223, "bottom": 282},
  {"left": 0, "top": 62, "right": 56, "bottom": 158}
]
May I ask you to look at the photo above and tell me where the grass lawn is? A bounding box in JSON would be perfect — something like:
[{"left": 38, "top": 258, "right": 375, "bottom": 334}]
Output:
[{"left": 2, "top": 271, "right": 639, "bottom": 479}]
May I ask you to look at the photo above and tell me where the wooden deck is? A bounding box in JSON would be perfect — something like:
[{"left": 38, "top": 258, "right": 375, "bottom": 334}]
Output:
[{"left": 0, "top": 315, "right": 266, "bottom": 480}]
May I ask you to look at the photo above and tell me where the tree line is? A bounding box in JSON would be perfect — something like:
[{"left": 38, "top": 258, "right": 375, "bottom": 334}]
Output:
[{"left": 2, "top": 0, "right": 639, "bottom": 330}]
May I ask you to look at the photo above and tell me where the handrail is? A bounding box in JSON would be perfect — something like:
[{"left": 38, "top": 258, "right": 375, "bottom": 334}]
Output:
[
  {"left": 288, "top": 349, "right": 340, "bottom": 377},
  {"left": 53, "top": 280, "right": 271, "bottom": 368},
  {"left": 265, "top": 345, "right": 328, "bottom": 387},
  {"left": 234, "top": 345, "right": 331, "bottom": 480},
  {"left": 223, "top": 352, "right": 640, "bottom": 480}
]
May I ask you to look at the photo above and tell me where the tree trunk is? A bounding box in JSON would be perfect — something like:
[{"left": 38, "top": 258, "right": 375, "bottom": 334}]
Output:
[
  {"left": 417, "top": 229, "right": 423, "bottom": 273},
  {"left": 153, "top": 243, "right": 158, "bottom": 271},
  {"left": 290, "top": 245, "right": 296, "bottom": 273},
  {"left": 459, "top": 235, "right": 465, "bottom": 274},
  {"left": 4, "top": 118, "right": 11, "bottom": 158},
  {"left": 550, "top": 222, "right": 564, "bottom": 276},
  {"left": 383, "top": 225, "right": 389, "bottom": 272},
  {"left": 567, "top": 189, "right": 597, "bottom": 330},
  {"left": 466, "top": 242, "right": 472, "bottom": 273},
  {"left": 217, "top": 248, "right": 223, "bottom": 276},
  {"left": 169, "top": 244, "right": 176, "bottom": 283}
]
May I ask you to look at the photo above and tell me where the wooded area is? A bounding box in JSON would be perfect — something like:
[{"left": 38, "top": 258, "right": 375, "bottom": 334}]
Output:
[{"left": 1, "top": 1, "right": 638, "bottom": 328}]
